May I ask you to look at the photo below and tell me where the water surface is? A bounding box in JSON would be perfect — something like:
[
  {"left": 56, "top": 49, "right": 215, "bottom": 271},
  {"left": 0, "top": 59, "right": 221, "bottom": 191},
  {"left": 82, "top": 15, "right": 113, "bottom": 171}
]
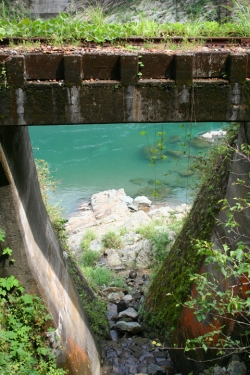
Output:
[{"left": 29, "top": 122, "right": 227, "bottom": 216}]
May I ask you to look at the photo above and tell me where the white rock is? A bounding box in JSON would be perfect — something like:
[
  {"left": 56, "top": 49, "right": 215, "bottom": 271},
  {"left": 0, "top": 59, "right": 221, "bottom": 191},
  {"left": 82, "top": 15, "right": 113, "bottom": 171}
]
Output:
[
  {"left": 107, "top": 253, "right": 122, "bottom": 267},
  {"left": 121, "top": 195, "right": 133, "bottom": 205},
  {"left": 134, "top": 196, "right": 152, "bottom": 207},
  {"left": 122, "top": 294, "right": 133, "bottom": 302},
  {"left": 107, "top": 291, "right": 125, "bottom": 303}
]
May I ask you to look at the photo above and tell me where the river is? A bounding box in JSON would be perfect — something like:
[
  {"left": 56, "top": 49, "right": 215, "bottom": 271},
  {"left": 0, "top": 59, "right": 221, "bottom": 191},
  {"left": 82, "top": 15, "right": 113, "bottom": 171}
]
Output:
[{"left": 29, "top": 122, "right": 227, "bottom": 217}]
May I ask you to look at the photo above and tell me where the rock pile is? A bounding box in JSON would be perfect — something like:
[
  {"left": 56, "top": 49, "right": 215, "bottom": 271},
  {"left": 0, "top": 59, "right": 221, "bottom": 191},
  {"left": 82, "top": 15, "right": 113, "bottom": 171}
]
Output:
[{"left": 66, "top": 188, "right": 190, "bottom": 270}]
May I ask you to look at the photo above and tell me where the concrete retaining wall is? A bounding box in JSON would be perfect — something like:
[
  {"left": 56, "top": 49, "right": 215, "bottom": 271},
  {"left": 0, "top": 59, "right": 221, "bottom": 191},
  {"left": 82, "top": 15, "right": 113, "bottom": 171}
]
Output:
[
  {"left": 0, "top": 126, "right": 100, "bottom": 375},
  {"left": 0, "top": 51, "right": 250, "bottom": 125},
  {"left": 31, "top": 0, "right": 69, "bottom": 18}
]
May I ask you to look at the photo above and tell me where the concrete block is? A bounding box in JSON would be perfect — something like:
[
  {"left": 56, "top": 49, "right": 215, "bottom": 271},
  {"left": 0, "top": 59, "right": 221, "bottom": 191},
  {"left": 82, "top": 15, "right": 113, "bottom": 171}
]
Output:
[
  {"left": 64, "top": 55, "right": 82, "bottom": 86},
  {"left": 138, "top": 53, "right": 175, "bottom": 79},
  {"left": 0, "top": 55, "right": 8, "bottom": 85},
  {"left": 247, "top": 52, "right": 250, "bottom": 78},
  {"left": 6, "top": 56, "right": 25, "bottom": 87},
  {"left": 194, "top": 52, "right": 229, "bottom": 78},
  {"left": 120, "top": 54, "right": 138, "bottom": 85},
  {"left": 25, "top": 54, "right": 64, "bottom": 80},
  {"left": 229, "top": 53, "right": 247, "bottom": 84},
  {"left": 175, "top": 53, "right": 194, "bottom": 86},
  {"left": 82, "top": 54, "right": 120, "bottom": 80}
]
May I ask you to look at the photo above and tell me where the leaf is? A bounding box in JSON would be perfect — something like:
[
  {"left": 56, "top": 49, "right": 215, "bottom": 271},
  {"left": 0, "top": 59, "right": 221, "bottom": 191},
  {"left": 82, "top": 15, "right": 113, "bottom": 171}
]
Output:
[
  {"left": 2, "top": 247, "right": 12, "bottom": 256},
  {"left": 21, "top": 294, "right": 33, "bottom": 304}
]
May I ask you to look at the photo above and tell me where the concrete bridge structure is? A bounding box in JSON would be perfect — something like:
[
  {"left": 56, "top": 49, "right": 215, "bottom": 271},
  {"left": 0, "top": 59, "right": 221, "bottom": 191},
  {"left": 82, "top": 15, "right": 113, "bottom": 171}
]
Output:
[{"left": 0, "top": 50, "right": 250, "bottom": 374}]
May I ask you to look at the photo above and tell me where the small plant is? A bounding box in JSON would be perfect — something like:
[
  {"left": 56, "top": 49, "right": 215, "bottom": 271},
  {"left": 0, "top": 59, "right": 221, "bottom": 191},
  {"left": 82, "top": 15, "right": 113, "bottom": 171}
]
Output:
[
  {"left": 81, "top": 249, "right": 100, "bottom": 267},
  {"left": 102, "top": 230, "right": 123, "bottom": 249},
  {"left": 136, "top": 221, "right": 171, "bottom": 264},
  {"left": 0, "top": 231, "right": 67, "bottom": 374},
  {"left": 82, "top": 266, "right": 124, "bottom": 290},
  {"left": 81, "top": 229, "right": 96, "bottom": 251}
]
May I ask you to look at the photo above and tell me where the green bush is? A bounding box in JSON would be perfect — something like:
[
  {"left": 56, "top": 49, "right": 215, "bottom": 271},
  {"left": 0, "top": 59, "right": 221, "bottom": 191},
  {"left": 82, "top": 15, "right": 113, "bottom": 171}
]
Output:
[
  {"left": 82, "top": 266, "right": 124, "bottom": 290},
  {"left": 81, "top": 229, "right": 96, "bottom": 251},
  {"left": 81, "top": 249, "right": 100, "bottom": 267},
  {"left": 137, "top": 222, "right": 170, "bottom": 264},
  {"left": 102, "top": 231, "right": 123, "bottom": 249},
  {"left": 0, "top": 231, "right": 67, "bottom": 375}
]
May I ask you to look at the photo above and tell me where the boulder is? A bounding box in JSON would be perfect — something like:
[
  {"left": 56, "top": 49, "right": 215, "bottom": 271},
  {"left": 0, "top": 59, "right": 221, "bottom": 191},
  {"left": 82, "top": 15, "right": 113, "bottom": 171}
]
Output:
[
  {"left": 118, "top": 307, "right": 139, "bottom": 319},
  {"left": 227, "top": 361, "right": 247, "bottom": 375},
  {"left": 134, "top": 196, "right": 152, "bottom": 208},
  {"left": 91, "top": 189, "right": 129, "bottom": 220},
  {"left": 107, "top": 292, "right": 125, "bottom": 303},
  {"left": 122, "top": 294, "right": 133, "bottom": 302},
  {"left": 107, "top": 252, "right": 122, "bottom": 267},
  {"left": 117, "top": 300, "right": 129, "bottom": 313},
  {"left": 114, "top": 321, "right": 142, "bottom": 334},
  {"left": 121, "top": 195, "right": 133, "bottom": 205}
]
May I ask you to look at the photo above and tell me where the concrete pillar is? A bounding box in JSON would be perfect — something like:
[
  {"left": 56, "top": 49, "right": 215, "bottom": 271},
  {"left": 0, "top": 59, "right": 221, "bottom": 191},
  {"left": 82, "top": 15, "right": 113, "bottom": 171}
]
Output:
[{"left": 0, "top": 126, "right": 100, "bottom": 375}]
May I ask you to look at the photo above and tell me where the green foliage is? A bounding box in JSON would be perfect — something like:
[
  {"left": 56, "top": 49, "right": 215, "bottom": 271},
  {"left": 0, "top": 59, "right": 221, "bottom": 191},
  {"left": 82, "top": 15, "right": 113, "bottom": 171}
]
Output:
[
  {"left": 81, "top": 229, "right": 96, "bottom": 251},
  {"left": 102, "top": 230, "right": 123, "bottom": 249},
  {"left": 169, "top": 141, "right": 250, "bottom": 358},
  {"left": 0, "top": 232, "right": 66, "bottom": 374},
  {"left": 0, "top": 5, "right": 250, "bottom": 43},
  {"left": 81, "top": 249, "right": 100, "bottom": 267},
  {"left": 81, "top": 266, "right": 124, "bottom": 291},
  {"left": 67, "top": 255, "right": 110, "bottom": 341},
  {"left": 0, "top": 0, "right": 30, "bottom": 21},
  {"left": 136, "top": 221, "right": 171, "bottom": 264},
  {"left": 144, "top": 128, "right": 238, "bottom": 334},
  {"left": 35, "top": 159, "right": 68, "bottom": 249},
  {"left": 0, "top": 279, "right": 66, "bottom": 374}
]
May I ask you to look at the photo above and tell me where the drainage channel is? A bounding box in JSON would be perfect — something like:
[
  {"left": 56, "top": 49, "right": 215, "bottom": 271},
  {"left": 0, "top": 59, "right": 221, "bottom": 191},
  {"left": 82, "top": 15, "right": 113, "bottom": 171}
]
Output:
[{"left": 99, "top": 271, "right": 177, "bottom": 375}]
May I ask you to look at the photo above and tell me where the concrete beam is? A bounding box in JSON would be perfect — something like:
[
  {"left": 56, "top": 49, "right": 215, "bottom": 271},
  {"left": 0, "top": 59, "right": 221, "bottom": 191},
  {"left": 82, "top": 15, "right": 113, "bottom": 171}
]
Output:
[{"left": 0, "top": 51, "right": 249, "bottom": 125}]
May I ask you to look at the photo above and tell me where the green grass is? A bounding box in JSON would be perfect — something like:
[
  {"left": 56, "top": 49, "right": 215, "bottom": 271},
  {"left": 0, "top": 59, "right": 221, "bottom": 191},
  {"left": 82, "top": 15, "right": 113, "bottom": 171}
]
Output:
[
  {"left": 102, "top": 231, "right": 123, "bottom": 249},
  {"left": 81, "top": 266, "right": 124, "bottom": 290},
  {"left": 0, "top": 3, "right": 250, "bottom": 44},
  {"left": 81, "top": 249, "right": 100, "bottom": 267},
  {"left": 81, "top": 229, "right": 96, "bottom": 252},
  {"left": 136, "top": 221, "right": 171, "bottom": 264}
]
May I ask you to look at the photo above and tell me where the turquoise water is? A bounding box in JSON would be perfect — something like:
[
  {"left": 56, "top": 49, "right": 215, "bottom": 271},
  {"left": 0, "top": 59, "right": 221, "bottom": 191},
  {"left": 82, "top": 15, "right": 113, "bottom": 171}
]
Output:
[{"left": 29, "top": 122, "right": 227, "bottom": 216}]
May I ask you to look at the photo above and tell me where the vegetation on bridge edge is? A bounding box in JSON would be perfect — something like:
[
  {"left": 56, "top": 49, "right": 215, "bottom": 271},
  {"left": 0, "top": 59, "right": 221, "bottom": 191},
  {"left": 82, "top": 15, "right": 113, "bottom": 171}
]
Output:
[{"left": 0, "top": 1, "right": 250, "bottom": 44}]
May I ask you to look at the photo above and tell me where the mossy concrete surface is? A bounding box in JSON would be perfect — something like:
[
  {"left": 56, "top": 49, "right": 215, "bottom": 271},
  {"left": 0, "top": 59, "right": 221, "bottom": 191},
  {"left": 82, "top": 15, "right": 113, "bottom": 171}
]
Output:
[
  {"left": 145, "top": 138, "right": 234, "bottom": 332},
  {"left": 0, "top": 51, "right": 250, "bottom": 125}
]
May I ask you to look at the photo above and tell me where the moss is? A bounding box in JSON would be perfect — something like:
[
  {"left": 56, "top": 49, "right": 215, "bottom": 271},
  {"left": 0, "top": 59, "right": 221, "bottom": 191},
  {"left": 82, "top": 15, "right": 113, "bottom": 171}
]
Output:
[
  {"left": 67, "top": 255, "right": 110, "bottom": 342},
  {"left": 143, "top": 130, "right": 237, "bottom": 336}
]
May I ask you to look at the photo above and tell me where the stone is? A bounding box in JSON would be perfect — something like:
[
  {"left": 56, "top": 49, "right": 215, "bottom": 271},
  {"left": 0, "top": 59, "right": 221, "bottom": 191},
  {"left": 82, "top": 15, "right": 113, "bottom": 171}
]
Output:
[
  {"left": 122, "top": 195, "right": 134, "bottom": 205},
  {"left": 102, "top": 287, "right": 126, "bottom": 295},
  {"left": 117, "top": 300, "right": 129, "bottom": 313},
  {"left": 110, "top": 330, "right": 119, "bottom": 341},
  {"left": 147, "top": 363, "right": 166, "bottom": 374},
  {"left": 122, "top": 294, "right": 133, "bottom": 302},
  {"left": 214, "top": 366, "right": 226, "bottom": 375},
  {"left": 108, "top": 292, "right": 125, "bottom": 303},
  {"left": 128, "top": 203, "right": 139, "bottom": 211},
  {"left": 227, "top": 361, "right": 247, "bottom": 375},
  {"left": 134, "top": 195, "right": 152, "bottom": 208},
  {"left": 107, "top": 252, "right": 122, "bottom": 267},
  {"left": 114, "top": 321, "right": 142, "bottom": 334},
  {"left": 118, "top": 307, "right": 139, "bottom": 319},
  {"left": 129, "top": 270, "right": 137, "bottom": 279}
]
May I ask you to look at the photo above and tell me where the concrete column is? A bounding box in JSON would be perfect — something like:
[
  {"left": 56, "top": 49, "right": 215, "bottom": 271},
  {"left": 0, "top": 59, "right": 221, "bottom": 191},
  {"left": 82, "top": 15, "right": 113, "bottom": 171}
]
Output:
[{"left": 0, "top": 126, "right": 100, "bottom": 375}]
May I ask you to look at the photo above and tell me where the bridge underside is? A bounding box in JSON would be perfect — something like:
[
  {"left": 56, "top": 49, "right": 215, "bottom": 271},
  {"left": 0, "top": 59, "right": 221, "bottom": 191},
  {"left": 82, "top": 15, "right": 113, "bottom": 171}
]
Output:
[
  {"left": 0, "top": 50, "right": 250, "bottom": 375},
  {"left": 0, "top": 50, "right": 250, "bottom": 125}
]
